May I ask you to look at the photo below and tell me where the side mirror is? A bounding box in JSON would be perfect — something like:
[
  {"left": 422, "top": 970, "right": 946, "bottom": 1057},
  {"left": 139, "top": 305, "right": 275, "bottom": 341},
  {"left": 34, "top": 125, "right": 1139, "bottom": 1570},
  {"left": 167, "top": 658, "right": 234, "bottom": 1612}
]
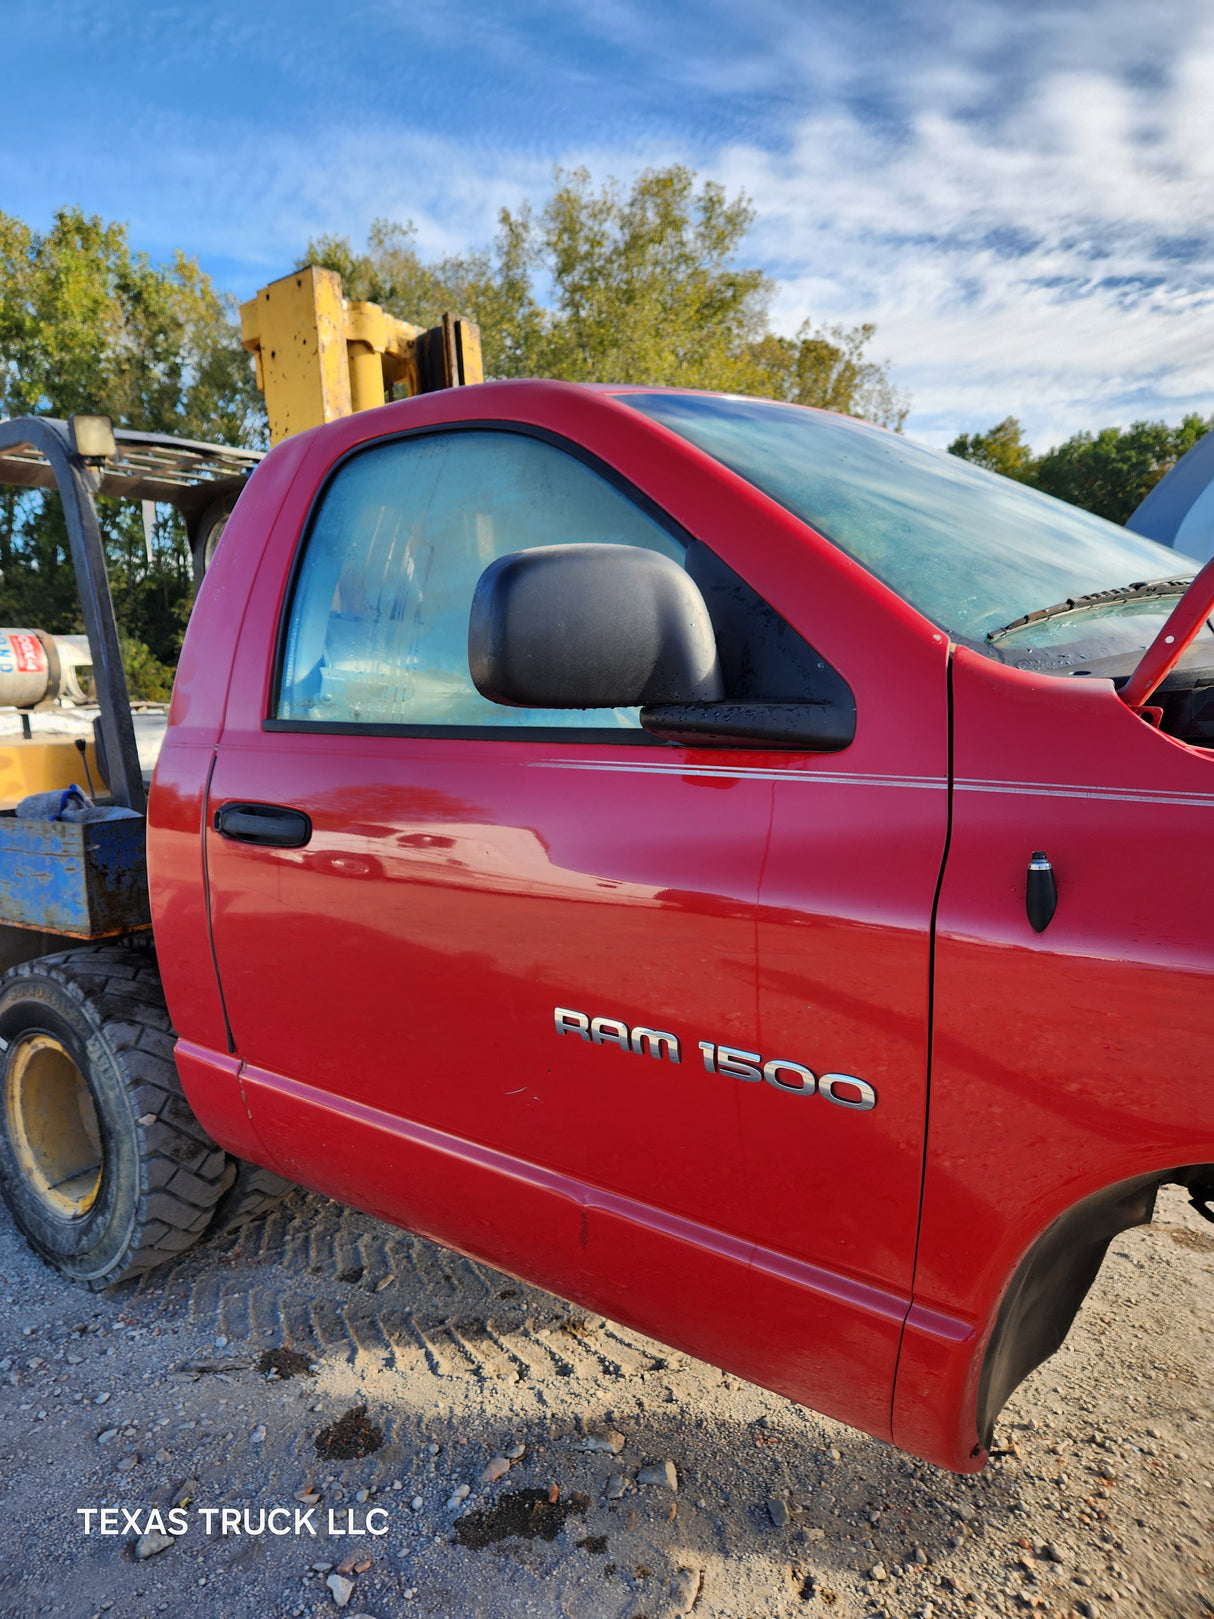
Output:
[{"left": 468, "top": 544, "right": 724, "bottom": 709}]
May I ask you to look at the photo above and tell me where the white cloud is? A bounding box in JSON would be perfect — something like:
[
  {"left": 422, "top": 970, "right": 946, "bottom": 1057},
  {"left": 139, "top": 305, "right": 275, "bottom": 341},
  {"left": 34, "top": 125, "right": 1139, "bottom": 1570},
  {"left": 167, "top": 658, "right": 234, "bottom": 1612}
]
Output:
[{"left": 712, "top": 7, "right": 1214, "bottom": 443}]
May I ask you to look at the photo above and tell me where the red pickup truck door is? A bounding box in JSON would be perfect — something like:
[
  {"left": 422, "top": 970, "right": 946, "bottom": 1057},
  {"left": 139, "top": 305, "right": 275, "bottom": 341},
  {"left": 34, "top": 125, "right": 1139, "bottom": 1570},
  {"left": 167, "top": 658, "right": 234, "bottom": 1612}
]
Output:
[
  {"left": 205, "top": 418, "right": 772, "bottom": 1372},
  {"left": 201, "top": 387, "right": 951, "bottom": 1437}
]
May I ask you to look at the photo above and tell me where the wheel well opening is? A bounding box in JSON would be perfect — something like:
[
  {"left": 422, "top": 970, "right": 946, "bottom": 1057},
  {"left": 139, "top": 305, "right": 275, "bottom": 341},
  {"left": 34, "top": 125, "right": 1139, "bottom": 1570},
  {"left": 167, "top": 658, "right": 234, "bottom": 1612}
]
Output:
[{"left": 976, "top": 1166, "right": 1214, "bottom": 1449}]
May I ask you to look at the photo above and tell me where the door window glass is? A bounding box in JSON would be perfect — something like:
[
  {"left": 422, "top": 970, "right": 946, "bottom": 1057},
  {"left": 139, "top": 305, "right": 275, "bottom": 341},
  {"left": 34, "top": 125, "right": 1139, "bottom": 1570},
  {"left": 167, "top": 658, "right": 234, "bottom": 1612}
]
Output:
[{"left": 276, "top": 430, "right": 684, "bottom": 729}]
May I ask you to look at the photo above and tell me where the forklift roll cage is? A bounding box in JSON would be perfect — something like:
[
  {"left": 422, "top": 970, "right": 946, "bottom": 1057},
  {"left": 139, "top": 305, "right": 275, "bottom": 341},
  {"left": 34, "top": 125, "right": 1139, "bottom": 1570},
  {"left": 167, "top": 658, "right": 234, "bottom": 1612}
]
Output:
[{"left": 0, "top": 414, "right": 263, "bottom": 815}]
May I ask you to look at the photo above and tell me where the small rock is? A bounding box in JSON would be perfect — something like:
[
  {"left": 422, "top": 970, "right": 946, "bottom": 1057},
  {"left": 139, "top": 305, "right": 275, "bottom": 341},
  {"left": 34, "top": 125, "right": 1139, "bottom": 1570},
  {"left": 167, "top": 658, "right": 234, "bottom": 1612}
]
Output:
[
  {"left": 637, "top": 1460, "right": 678, "bottom": 1491},
  {"left": 116, "top": 1453, "right": 139, "bottom": 1473},
  {"left": 411, "top": 1496, "right": 423, "bottom": 1511},
  {"left": 250, "top": 1424, "right": 266, "bottom": 1443},
  {"left": 326, "top": 1572, "right": 355, "bottom": 1608},
  {"left": 1041, "top": 1542, "right": 1063, "bottom": 1563},
  {"left": 577, "top": 1429, "right": 626, "bottom": 1455},
  {"left": 869, "top": 1563, "right": 888, "bottom": 1582},
  {"left": 506, "top": 1441, "right": 526, "bottom": 1460},
  {"left": 605, "top": 1475, "right": 627, "bottom": 1500},
  {"left": 155, "top": 1448, "right": 172, "bottom": 1464},
  {"left": 96, "top": 1428, "right": 117, "bottom": 1444},
  {"left": 953, "top": 1503, "right": 976, "bottom": 1522},
  {"left": 95, "top": 1392, "right": 110, "bottom": 1405},
  {"left": 312, "top": 1561, "right": 334, "bottom": 1571},
  {"left": 767, "top": 1497, "right": 790, "bottom": 1527},
  {"left": 447, "top": 1484, "right": 471, "bottom": 1507},
  {"left": 664, "top": 1567, "right": 702, "bottom": 1615},
  {"left": 355, "top": 1488, "right": 369, "bottom": 1504},
  {"left": 135, "top": 1529, "right": 174, "bottom": 1559},
  {"left": 480, "top": 1456, "right": 511, "bottom": 1484}
]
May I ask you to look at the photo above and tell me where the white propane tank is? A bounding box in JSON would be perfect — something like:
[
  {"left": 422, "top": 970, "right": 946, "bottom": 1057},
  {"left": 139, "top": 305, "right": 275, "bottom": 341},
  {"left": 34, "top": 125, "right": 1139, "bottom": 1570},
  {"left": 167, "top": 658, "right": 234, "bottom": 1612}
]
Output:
[{"left": 0, "top": 630, "right": 60, "bottom": 709}]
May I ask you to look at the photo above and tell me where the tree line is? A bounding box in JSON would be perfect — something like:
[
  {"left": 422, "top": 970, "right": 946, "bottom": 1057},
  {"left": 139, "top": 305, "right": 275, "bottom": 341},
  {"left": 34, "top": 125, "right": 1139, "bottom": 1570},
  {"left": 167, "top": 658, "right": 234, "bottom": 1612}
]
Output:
[
  {"left": 0, "top": 170, "right": 1207, "bottom": 693},
  {"left": 948, "top": 414, "right": 1213, "bottom": 527}
]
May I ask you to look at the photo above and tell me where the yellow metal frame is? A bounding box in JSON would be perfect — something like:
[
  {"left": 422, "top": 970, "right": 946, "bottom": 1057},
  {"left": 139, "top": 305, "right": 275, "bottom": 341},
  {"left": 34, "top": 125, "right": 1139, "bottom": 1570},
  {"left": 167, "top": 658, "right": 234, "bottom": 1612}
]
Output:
[
  {"left": 240, "top": 268, "right": 484, "bottom": 446},
  {"left": 0, "top": 734, "right": 104, "bottom": 811}
]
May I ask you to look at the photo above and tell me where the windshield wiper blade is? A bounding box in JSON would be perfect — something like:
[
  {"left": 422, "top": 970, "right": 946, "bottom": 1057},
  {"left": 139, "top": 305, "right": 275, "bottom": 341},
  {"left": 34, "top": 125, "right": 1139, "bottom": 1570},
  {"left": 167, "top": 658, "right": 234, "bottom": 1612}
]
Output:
[{"left": 986, "top": 575, "right": 1197, "bottom": 642}]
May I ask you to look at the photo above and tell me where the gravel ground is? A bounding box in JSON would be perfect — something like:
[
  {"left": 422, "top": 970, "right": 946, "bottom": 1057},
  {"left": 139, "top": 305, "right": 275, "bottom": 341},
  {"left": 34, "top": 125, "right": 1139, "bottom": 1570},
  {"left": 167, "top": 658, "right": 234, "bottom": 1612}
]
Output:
[{"left": 0, "top": 1181, "right": 1209, "bottom": 1619}]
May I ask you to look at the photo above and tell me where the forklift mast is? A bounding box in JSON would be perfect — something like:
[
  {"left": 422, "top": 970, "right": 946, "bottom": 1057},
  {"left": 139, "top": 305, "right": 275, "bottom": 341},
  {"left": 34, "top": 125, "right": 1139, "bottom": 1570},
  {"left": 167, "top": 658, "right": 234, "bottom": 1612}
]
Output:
[{"left": 239, "top": 266, "right": 483, "bottom": 445}]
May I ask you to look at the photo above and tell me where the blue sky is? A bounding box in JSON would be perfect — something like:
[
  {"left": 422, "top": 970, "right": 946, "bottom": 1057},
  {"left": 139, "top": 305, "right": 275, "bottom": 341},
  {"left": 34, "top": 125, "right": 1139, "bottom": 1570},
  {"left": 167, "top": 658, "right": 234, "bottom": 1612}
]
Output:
[{"left": 4, "top": 0, "right": 1214, "bottom": 446}]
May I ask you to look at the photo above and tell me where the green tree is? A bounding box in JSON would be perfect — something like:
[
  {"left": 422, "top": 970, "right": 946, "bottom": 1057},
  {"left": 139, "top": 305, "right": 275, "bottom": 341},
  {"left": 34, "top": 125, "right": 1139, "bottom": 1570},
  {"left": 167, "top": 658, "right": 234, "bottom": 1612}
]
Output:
[
  {"left": 526, "top": 166, "right": 770, "bottom": 391},
  {"left": 1033, "top": 415, "right": 1212, "bottom": 526},
  {"left": 0, "top": 206, "right": 262, "bottom": 679},
  {"left": 949, "top": 412, "right": 1214, "bottom": 525},
  {"left": 308, "top": 165, "right": 907, "bottom": 427},
  {"left": 947, "top": 416, "right": 1037, "bottom": 482},
  {"left": 750, "top": 322, "right": 908, "bottom": 429}
]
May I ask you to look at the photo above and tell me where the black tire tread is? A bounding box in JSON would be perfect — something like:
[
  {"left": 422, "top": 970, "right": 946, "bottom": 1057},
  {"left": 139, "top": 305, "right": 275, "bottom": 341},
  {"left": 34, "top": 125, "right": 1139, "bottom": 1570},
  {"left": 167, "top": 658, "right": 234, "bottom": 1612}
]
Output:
[
  {"left": 208, "top": 1159, "right": 297, "bottom": 1234},
  {"left": 1, "top": 944, "right": 227, "bottom": 1287}
]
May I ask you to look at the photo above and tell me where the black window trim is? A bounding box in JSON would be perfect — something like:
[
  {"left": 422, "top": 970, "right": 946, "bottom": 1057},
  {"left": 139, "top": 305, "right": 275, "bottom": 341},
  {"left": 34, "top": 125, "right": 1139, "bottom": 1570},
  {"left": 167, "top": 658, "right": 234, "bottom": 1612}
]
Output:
[{"left": 265, "top": 418, "right": 693, "bottom": 745}]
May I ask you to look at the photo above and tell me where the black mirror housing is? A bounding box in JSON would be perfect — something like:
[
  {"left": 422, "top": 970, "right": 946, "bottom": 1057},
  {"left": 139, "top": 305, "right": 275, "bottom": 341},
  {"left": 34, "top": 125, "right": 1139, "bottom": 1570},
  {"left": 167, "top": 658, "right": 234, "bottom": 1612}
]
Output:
[
  {"left": 469, "top": 544, "right": 724, "bottom": 709},
  {"left": 641, "top": 699, "right": 855, "bottom": 751}
]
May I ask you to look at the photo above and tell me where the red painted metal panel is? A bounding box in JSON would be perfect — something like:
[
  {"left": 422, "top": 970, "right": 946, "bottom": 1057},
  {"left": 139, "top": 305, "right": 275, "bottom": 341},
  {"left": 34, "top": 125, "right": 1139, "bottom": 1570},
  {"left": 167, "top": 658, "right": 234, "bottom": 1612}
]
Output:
[
  {"left": 206, "top": 733, "right": 768, "bottom": 1236},
  {"left": 172, "top": 1040, "right": 269, "bottom": 1165},
  {"left": 240, "top": 1057, "right": 957, "bottom": 1434},
  {"left": 896, "top": 649, "right": 1214, "bottom": 1470},
  {"left": 147, "top": 745, "right": 228, "bottom": 1054}
]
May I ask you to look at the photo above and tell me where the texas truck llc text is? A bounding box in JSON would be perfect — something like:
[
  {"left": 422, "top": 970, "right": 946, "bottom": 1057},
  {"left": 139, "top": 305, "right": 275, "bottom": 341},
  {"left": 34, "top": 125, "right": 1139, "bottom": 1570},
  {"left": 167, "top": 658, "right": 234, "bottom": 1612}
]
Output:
[{"left": 77, "top": 1505, "right": 390, "bottom": 1537}]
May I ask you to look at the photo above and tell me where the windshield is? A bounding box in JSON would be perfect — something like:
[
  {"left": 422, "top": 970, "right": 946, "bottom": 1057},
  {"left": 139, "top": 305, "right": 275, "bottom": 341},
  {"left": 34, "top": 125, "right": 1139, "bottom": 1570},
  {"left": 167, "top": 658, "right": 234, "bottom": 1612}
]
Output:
[{"left": 622, "top": 391, "right": 1199, "bottom": 666}]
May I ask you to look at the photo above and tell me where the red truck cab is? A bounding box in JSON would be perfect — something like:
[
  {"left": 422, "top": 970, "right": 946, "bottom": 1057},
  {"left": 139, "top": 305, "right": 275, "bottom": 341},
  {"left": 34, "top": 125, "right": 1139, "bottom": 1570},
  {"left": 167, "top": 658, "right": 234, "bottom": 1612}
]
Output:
[{"left": 147, "top": 380, "right": 1214, "bottom": 1473}]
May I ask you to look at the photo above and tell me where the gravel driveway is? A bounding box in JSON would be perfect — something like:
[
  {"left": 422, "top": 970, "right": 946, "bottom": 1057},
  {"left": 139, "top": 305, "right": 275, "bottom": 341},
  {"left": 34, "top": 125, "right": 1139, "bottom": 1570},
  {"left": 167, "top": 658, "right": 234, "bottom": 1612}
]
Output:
[{"left": 0, "top": 1182, "right": 1209, "bottom": 1619}]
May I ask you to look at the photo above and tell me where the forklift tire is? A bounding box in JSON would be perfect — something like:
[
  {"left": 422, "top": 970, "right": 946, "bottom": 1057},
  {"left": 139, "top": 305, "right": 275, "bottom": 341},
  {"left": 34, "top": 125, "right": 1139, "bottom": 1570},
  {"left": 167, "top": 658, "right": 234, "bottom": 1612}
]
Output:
[
  {"left": 191, "top": 498, "right": 234, "bottom": 583},
  {"left": 0, "top": 946, "right": 227, "bottom": 1289},
  {"left": 209, "top": 1159, "right": 296, "bottom": 1234}
]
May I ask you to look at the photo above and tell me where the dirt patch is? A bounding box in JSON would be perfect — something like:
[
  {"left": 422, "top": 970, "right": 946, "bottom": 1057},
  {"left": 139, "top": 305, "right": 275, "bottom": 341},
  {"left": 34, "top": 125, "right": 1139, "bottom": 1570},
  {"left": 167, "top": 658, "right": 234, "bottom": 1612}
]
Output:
[
  {"left": 1168, "top": 1225, "right": 1214, "bottom": 1252},
  {"left": 315, "top": 1406, "right": 383, "bottom": 1460},
  {"left": 257, "top": 1346, "right": 315, "bottom": 1379},
  {"left": 339, "top": 1266, "right": 365, "bottom": 1284},
  {"left": 577, "top": 1534, "right": 608, "bottom": 1554},
  {"left": 455, "top": 1488, "right": 589, "bottom": 1549}
]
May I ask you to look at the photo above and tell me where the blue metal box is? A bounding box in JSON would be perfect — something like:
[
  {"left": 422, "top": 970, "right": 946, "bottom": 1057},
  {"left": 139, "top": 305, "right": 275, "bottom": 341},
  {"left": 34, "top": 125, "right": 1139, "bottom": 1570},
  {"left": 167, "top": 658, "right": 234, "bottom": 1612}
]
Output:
[{"left": 0, "top": 810, "right": 151, "bottom": 937}]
